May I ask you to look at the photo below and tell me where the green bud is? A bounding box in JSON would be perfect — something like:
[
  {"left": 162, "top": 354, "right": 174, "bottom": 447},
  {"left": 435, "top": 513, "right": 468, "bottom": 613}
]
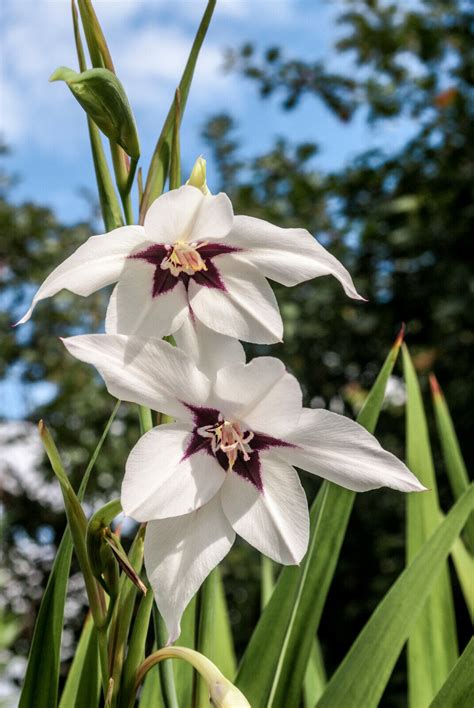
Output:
[
  {"left": 50, "top": 66, "right": 140, "bottom": 159},
  {"left": 186, "top": 156, "right": 210, "bottom": 195}
]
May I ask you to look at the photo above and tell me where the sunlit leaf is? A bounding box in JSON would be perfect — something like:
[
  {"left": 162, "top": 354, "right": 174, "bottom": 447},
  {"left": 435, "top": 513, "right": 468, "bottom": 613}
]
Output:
[
  {"left": 430, "top": 638, "right": 474, "bottom": 708},
  {"left": 316, "top": 485, "right": 473, "bottom": 708},
  {"left": 403, "top": 345, "right": 458, "bottom": 706}
]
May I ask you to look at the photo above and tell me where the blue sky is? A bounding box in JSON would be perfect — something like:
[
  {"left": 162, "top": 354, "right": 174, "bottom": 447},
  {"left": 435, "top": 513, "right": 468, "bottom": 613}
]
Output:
[
  {"left": 1, "top": 0, "right": 414, "bottom": 223},
  {"left": 1, "top": 0, "right": 414, "bottom": 418}
]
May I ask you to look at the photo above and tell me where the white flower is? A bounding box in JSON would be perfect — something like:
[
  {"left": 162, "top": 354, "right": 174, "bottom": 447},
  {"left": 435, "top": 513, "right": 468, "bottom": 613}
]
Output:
[
  {"left": 62, "top": 321, "right": 425, "bottom": 642},
  {"left": 17, "top": 183, "right": 363, "bottom": 344}
]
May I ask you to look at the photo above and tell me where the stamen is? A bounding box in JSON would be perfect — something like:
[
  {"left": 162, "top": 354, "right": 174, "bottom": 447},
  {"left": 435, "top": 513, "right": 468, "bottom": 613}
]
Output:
[
  {"left": 160, "top": 241, "right": 208, "bottom": 277},
  {"left": 197, "top": 419, "right": 254, "bottom": 469}
]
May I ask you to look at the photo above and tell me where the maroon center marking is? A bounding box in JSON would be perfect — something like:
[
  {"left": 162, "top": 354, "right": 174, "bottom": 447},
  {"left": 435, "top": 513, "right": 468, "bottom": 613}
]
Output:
[
  {"left": 181, "top": 404, "right": 294, "bottom": 492},
  {"left": 130, "top": 243, "right": 241, "bottom": 298}
]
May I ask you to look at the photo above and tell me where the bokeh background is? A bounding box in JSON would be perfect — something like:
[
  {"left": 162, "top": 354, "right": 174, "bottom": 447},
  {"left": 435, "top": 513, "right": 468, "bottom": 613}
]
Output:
[{"left": 1, "top": 0, "right": 472, "bottom": 705}]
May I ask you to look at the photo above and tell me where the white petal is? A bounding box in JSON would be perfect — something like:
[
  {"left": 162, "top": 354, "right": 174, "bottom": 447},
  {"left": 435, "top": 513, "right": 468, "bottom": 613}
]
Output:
[
  {"left": 144, "top": 186, "right": 233, "bottom": 244},
  {"left": 145, "top": 497, "right": 235, "bottom": 643},
  {"left": 229, "top": 215, "right": 364, "bottom": 299},
  {"left": 122, "top": 423, "right": 226, "bottom": 521},
  {"left": 174, "top": 316, "right": 246, "bottom": 381},
  {"left": 188, "top": 255, "right": 283, "bottom": 344},
  {"left": 190, "top": 192, "right": 234, "bottom": 243},
  {"left": 279, "top": 408, "right": 426, "bottom": 492},
  {"left": 105, "top": 260, "right": 188, "bottom": 337},
  {"left": 221, "top": 453, "right": 309, "bottom": 565},
  {"left": 16, "top": 226, "right": 148, "bottom": 325},
  {"left": 214, "top": 357, "right": 302, "bottom": 438},
  {"left": 62, "top": 334, "right": 210, "bottom": 422}
]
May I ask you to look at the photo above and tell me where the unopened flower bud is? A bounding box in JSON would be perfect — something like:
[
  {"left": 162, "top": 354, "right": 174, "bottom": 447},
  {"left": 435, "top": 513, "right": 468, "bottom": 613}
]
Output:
[{"left": 186, "top": 156, "right": 210, "bottom": 195}]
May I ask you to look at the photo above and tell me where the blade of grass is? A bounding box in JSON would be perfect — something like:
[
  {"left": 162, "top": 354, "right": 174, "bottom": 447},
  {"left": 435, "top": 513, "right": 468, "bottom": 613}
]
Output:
[
  {"left": 236, "top": 328, "right": 405, "bottom": 707},
  {"left": 430, "top": 374, "right": 474, "bottom": 551},
  {"left": 403, "top": 345, "right": 458, "bottom": 707},
  {"left": 315, "top": 485, "right": 473, "bottom": 708}
]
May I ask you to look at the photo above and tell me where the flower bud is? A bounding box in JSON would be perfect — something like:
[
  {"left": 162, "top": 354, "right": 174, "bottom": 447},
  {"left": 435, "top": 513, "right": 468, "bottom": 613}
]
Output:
[
  {"left": 136, "top": 647, "right": 250, "bottom": 707},
  {"left": 186, "top": 156, "right": 210, "bottom": 195},
  {"left": 50, "top": 66, "right": 140, "bottom": 159}
]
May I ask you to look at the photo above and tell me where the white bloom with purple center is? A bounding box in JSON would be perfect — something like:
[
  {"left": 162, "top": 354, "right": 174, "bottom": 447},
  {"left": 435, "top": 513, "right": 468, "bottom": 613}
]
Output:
[
  {"left": 17, "top": 183, "right": 363, "bottom": 343},
  {"left": 62, "top": 322, "right": 425, "bottom": 642}
]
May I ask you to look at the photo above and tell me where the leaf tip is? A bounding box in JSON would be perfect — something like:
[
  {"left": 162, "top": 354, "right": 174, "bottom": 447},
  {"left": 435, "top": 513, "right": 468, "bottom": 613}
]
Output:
[
  {"left": 394, "top": 322, "right": 406, "bottom": 349},
  {"left": 429, "top": 372, "right": 442, "bottom": 398}
]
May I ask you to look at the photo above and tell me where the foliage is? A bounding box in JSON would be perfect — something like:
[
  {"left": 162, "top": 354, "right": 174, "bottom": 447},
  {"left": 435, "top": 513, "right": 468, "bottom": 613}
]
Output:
[{"left": 2, "top": 1, "right": 473, "bottom": 706}]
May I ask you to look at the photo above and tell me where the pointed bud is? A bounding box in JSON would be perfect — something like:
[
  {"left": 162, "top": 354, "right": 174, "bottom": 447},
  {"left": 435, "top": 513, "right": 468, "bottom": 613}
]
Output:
[
  {"left": 50, "top": 67, "right": 140, "bottom": 159},
  {"left": 187, "top": 156, "right": 210, "bottom": 195},
  {"left": 136, "top": 647, "right": 250, "bottom": 707}
]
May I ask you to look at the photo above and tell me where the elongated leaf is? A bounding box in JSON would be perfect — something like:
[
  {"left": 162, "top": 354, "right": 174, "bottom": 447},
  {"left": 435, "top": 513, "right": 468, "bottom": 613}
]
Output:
[
  {"left": 139, "top": 656, "right": 165, "bottom": 708},
  {"left": 50, "top": 67, "right": 140, "bottom": 159},
  {"left": 59, "top": 612, "right": 100, "bottom": 708},
  {"left": 196, "top": 569, "right": 219, "bottom": 707},
  {"left": 303, "top": 638, "right": 326, "bottom": 707},
  {"left": 316, "top": 486, "right": 473, "bottom": 708},
  {"left": 108, "top": 525, "right": 146, "bottom": 706},
  {"left": 430, "top": 637, "right": 474, "bottom": 708},
  {"left": 236, "top": 330, "right": 404, "bottom": 706},
  {"left": 173, "top": 597, "right": 197, "bottom": 707},
  {"left": 19, "top": 401, "right": 120, "bottom": 708},
  {"left": 141, "top": 0, "right": 216, "bottom": 216},
  {"left": 71, "top": 0, "right": 123, "bottom": 231},
  {"left": 214, "top": 569, "right": 237, "bottom": 680},
  {"left": 120, "top": 586, "right": 155, "bottom": 708},
  {"left": 450, "top": 533, "right": 474, "bottom": 618},
  {"left": 19, "top": 531, "right": 74, "bottom": 708},
  {"left": 430, "top": 374, "right": 474, "bottom": 551},
  {"left": 403, "top": 345, "right": 458, "bottom": 706}
]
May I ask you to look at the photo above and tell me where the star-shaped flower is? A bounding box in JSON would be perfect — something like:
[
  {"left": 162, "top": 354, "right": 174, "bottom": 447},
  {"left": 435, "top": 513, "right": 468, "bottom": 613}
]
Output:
[
  {"left": 18, "top": 182, "right": 363, "bottom": 343},
  {"left": 63, "top": 321, "right": 425, "bottom": 642}
]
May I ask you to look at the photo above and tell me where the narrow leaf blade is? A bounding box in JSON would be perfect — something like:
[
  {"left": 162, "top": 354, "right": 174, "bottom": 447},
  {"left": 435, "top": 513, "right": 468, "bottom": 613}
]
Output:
[
  {"left": 430, "top": 638, "right": 474, "bottom": 708},
  {"left": 403, "top": 345, "right": 458, "bottom": 706},
  {"left": 316, "top": 486, "right": 474, "bottom": 708}
]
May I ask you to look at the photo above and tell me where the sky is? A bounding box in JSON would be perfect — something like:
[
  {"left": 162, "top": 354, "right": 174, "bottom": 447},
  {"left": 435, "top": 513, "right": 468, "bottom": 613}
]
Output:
[
  {"left": 0, "top": 0, "right": 415, "bottom": 223},
  {"left": 0, "top": 0, "right": 415, "bottom": 418}
]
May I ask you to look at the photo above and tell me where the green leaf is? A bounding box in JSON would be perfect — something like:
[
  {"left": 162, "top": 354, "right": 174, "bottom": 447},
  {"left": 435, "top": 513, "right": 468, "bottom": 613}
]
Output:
[
  {"left": 303, "top": 638, "right": 327, "bottom": 707},
  {"left": 19, "top": 401, "right": 119, "bottom": 708},
  {"left": 403, "top": 345, "right": 458, "bottom": 706},
  {"left": 71, "top": 0, "right": 123, "bottom": 231},
  {"left": 214, "top": 569, "right": 237, "bottom": 680},
  {"left": 140, "top": 0, "right": 216, "bottom": 216},
  {"left": 430, "top": 638, "right": 474, "bottom": 708},
  {"left": 196, "top": 569, "right": 218, "bottom": 707},
  {"left": 236, "top": 330, "right": 404, "bottom": 707},
  {"left": 108, "top": 525, "right": 147, "bottom": 706},
  {"left": 173, "top": 597, "right": 197, "bottom": 707},
  {"left": 50, "top": 66, "right": 140, "bottom": 159},
  {"left": 450, "top": 532, "right": 474, "bottom": 619},
  {"left": 59, "top": 612, "right": 100, "bottom": 708},
  {"left": 19, "top": 531, "right": 74, "bottom": 708},
  {"left": 120, "top": 586, "right": 155, "bottom": 708},
  {"left": 430, "top": 374, "right": 474, "bottom": 551},
  {"left": 139, "top": 655, "right": 165, "bottom": 708},
  {"left": 315, "top": 486, "right": 473, "bottom": 708},
  {"left": 77, "top": 0, "right": 115, "bottom": 71}
]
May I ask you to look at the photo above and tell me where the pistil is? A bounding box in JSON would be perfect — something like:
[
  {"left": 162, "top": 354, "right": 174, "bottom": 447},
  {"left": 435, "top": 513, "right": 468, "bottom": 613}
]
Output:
[
  {"left": 160, "top": 241, "right": 208, "bottom": 277},
  {"left": 197, "top": 418, "right": 254, "bottom": 470}
]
